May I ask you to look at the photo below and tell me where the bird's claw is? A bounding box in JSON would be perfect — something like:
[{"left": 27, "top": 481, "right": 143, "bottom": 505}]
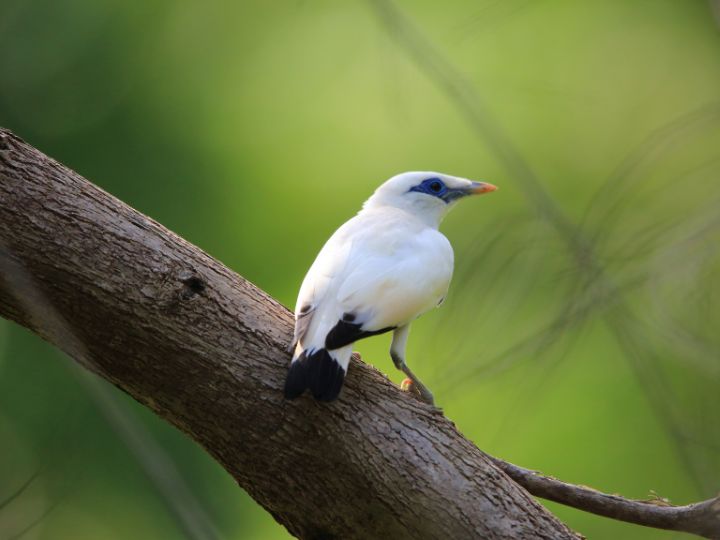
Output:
[
  {"left": 400, "top": 377, "right": 416, "bottom": 393},
  {"left": 400, "top": 377, "right": 436, "bottom": 407}
]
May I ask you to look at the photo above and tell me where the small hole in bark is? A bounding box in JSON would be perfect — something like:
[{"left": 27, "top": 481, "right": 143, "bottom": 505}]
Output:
[{"left": 183, "top": 276, "right": 206, "bottom": 294}]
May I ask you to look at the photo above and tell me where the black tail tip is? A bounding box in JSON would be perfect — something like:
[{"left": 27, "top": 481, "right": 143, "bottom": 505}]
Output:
[
  {"left": 284, "top": 349, "right": 346, "bottom": 402},
  {"left": 284, "top": 359, "right": 308, "bottom": 400}
]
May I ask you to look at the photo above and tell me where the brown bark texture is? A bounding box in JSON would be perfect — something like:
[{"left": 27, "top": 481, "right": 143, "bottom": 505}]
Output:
[{"left": 0, "top": 128, "right": 580, "bottom": 539}]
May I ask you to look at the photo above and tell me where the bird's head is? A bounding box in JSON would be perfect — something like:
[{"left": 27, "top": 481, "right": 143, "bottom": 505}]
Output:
[{"left": 362, "top": 171, "right": 497, "bottom": 227}]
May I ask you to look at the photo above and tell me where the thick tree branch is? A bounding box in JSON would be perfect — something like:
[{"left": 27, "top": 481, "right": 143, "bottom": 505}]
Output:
[
  {"left": 0, "top": 127, "right": 717, "bottom": 539},
  {"left": 0, "top": 128, "right": 578, "bottom": 539}
]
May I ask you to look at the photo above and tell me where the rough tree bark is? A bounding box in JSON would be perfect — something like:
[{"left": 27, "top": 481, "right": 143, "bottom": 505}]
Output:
[{"left": 0, "top": 129, "right": 582, "bottom": 538}]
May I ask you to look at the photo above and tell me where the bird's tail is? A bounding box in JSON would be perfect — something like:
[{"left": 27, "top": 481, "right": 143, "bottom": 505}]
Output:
[{"left": 284, "top": 347, "right": 349, "bottom": 402}]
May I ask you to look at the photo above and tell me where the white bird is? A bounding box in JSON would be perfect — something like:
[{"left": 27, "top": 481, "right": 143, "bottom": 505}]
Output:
[{"left": 284, "top": 171, "right": 497, "bottom": 405}]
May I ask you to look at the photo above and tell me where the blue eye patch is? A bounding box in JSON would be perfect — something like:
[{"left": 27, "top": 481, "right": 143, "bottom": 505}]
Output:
[{"left": 409, "top": 177, "right": 466, "bottom": 203}]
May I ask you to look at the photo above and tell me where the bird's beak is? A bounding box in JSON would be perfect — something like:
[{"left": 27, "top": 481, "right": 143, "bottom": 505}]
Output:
[{"left": 467, "top": 181, "right": 498, "bottom": 195}]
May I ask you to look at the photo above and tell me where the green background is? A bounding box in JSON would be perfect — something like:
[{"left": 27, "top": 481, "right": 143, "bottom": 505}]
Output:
[{"left": 1, "top": 1, "right": 719, "bottom": 538}]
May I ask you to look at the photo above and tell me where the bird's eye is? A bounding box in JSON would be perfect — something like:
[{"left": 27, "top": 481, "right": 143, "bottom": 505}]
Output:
[{"left": 429, "top": 180, "right": 443, "bottom": 193}]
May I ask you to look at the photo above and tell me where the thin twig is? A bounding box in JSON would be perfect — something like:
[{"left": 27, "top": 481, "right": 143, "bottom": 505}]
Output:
[{"left": 490, "top": 456, "right": 720, "bottom": 539}]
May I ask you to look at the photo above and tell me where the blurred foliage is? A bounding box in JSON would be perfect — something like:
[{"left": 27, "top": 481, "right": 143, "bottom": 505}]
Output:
[{"left": 1, "top": 0, "right": 720, "bottom": 538}]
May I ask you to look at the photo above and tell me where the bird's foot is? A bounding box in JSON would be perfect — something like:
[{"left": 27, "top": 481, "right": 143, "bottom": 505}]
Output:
[
  {"left": 400, "top": 377, "right": 416, "bottom": 393},
  {"left": 400, "top": 377, "right": 436, "bottom": 407}
]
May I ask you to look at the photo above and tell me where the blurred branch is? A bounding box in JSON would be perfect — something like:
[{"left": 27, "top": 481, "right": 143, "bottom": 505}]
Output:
[
  {"left": 366, "top": 0, "right": 585, "bottom": 255},
  {"left": 0, "top": 473, "right": 38, "bottom": 511},
  {"left": 5, "top": 501, "right": 59, "bottom": 540},
  {"left": 0, "top": 128, "right": 579, "bottom": 539},
  {"left": 72, "top": 367, "right": 221, "bottom": 540},
  {"left": 710, "top": 0, "right": 720, "bottom": 28},
  {"left": 491, "top": 457, "right": 720, "bottom": 539},
  {"left": 0, "top": 472, "right": 59, "bottom": 540}
]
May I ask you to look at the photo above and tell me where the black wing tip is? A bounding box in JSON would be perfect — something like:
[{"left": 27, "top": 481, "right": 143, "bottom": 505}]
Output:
[
  {"left": 325, "top": 319, "right": 396, "bottom": 350},
  {"left": 283, "top": 349, "right": 345, "bottom": 402}
]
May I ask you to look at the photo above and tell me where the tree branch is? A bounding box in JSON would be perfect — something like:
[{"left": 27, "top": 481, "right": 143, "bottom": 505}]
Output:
[
  {"left": 0, "top": 128, "right": 578, "bottom": 539},
  {"left": 491, "top": 457, "right": 720, "bottom": 539},
  {"left": 0, "top": 127, "right": 717, "bottom": 539}
]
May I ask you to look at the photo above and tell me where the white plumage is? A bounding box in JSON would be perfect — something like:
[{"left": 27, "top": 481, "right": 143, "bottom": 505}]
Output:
[{"left": 284, "top": 171, "right": 496, "bottom": 404}]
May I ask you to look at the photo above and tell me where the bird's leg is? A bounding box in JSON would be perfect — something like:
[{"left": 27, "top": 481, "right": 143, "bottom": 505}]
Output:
[{"left": 390, "top": 325, "right": 435, "bottom": 406}]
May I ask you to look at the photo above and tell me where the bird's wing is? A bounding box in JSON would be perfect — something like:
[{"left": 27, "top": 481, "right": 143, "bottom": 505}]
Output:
[
  {"left": 291, "top": 221, "right": 355, "bottom": 352},
  {"left": 293, "top": 213, "right": 453, "bottom": 353},
  {"left": 336, "top": 227, "right": 453, "bottom": 333}
]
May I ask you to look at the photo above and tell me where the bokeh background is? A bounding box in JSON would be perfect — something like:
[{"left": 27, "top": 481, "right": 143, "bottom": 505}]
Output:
[{"left": 1, "top": 0, "right": 720, "bottom": 538}]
